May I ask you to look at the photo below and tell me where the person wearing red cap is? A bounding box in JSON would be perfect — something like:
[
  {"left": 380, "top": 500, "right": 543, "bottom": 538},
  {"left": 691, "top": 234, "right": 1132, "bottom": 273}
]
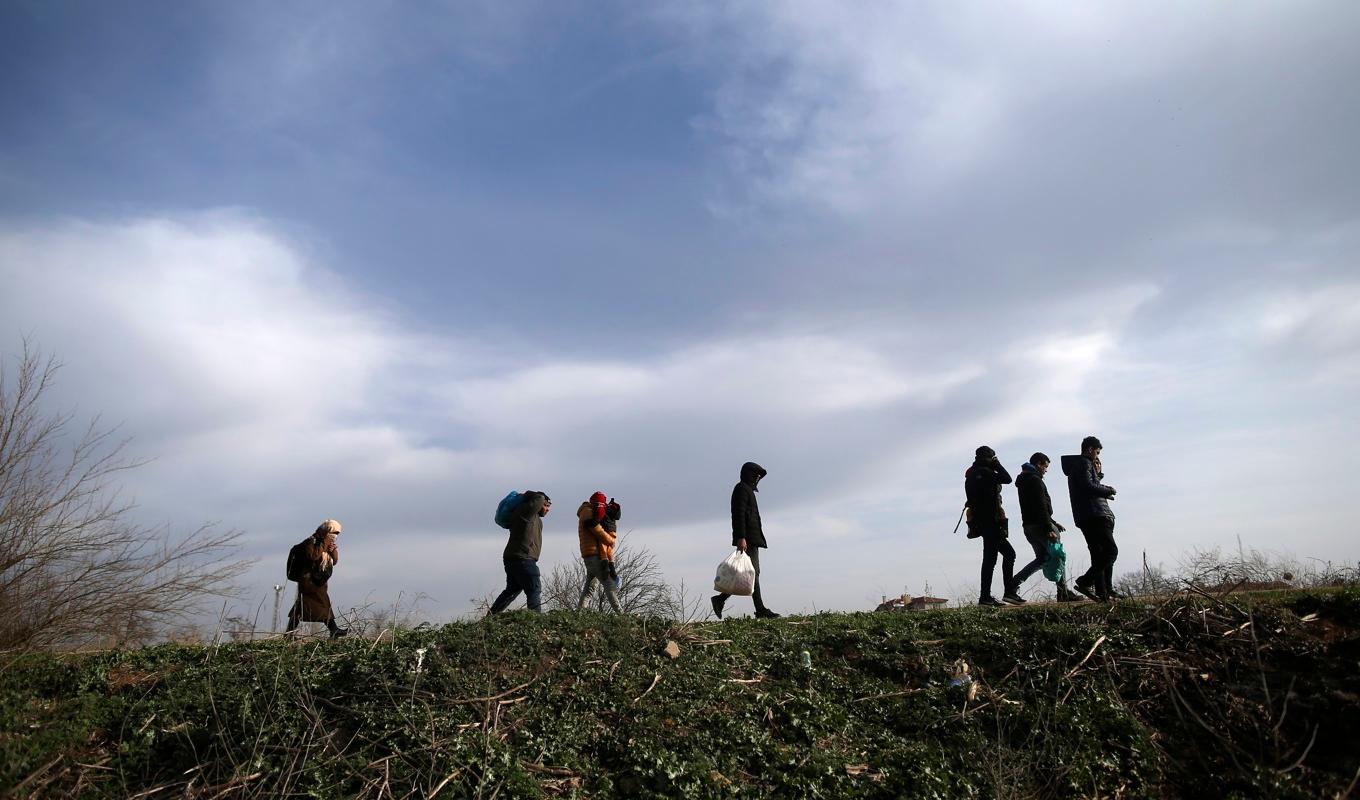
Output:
[{"left": 576, "top": 492, "right": 622, "bottom": 612}]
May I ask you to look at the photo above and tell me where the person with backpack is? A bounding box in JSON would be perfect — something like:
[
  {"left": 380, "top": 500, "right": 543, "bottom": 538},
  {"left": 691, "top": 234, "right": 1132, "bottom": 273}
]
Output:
[
  {"left": 1011, "top": 453, "right": 1080, "bottom": 602},
  {"left": 966, "top": 446, "right": 1023, "bottom": 606},
  {"left": 576, "top": 492, "right": 623, "bottom": 612},
  {"left": 712, "top": 462, "right": 780, "bottom": 619},
  {"left": 1061, "top": 436, "right": 1119, "bottom": 602},
  {"left": 285, "top": 519, "right": 349, "bottom": 638},
  {"left": 489, "top": 491, "right": 551, "bottom": 614}
]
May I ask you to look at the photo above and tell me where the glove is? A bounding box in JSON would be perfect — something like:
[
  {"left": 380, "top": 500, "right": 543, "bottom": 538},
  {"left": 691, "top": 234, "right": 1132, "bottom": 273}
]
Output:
[{"left": 606, "top": 561, "right": 618, "bottom": 580}]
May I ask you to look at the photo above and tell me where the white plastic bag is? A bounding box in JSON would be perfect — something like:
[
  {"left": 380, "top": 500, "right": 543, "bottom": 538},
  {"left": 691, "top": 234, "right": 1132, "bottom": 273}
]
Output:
[{"left": 713, "top": 550, "right": 756, "bottom": 596}]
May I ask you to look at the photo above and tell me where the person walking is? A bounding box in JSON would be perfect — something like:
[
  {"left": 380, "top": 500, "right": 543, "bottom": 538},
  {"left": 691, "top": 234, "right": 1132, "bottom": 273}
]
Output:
[
  {"left": 1061, "top": 437, "right": 1119, "bottom": 602},
  {"left": 712, "top": 462, "right": 780, "bottom": 619},
  {"left": 286, "top": 519, "right": 349, "bottom": 638},
  {"left": 966, "top": 446, "right": 1023, "bottom": 606},
  {"left": 576, "top": 492, "right": 623, "bottom": 612},
  {"left": 1012, "top": 453, "right": 1080, "bottom": 601},
  {"left": 489, "top": 491, "right": 551, "bottom": 614}
]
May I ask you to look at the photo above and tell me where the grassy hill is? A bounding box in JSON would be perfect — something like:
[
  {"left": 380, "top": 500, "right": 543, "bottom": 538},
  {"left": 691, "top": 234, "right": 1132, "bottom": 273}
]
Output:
[{"left": 3, "top": 589, "right": 1358, "bottom": 798}]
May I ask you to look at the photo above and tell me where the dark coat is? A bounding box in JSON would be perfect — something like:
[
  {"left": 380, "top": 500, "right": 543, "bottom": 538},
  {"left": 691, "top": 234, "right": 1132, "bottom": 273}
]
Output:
[
  {"left": 1060, "top": 455, "right": 1115, "bottom": 525},
  {"left": 1014, "top": 463, "right": 1056, "bottom": 529},
  {"left": 287, "top": 537, "right": 336, "bottom": 623},
  {"left": 503, "top": 491, "right": 549, "bottom": 561},
  {"left": 732, "top": 462, "right": 767, "bottom": 549},
  {"left": 964, "top": 459, "right": 1012, "bottom": 531}
]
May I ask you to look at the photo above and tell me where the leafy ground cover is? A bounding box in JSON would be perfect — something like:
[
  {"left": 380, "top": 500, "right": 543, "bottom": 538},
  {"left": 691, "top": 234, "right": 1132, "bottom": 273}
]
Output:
[{"left": 2, "top": 588, "right": 1358, "bottom": 798}]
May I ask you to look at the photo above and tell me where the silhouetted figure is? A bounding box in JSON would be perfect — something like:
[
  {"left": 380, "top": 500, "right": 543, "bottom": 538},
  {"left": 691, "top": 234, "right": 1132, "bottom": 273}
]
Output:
[
  {"left": 712, "top": 462, "right": 780, "bottom": 619},
  {"left": 1012, "top": 453, "right": 1079, "bottom": 601},
  {"left": 1062, "top": 437, "right": 1119, "bottom": 602},
  {"left": 966, "top": 446, "right": 1021, "bottom": 606}
]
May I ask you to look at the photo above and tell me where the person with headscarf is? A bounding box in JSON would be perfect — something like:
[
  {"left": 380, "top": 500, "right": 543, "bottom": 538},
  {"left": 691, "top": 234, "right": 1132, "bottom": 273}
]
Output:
[{"left": 286, "top": 519, "right": 349, "bottom": 638}]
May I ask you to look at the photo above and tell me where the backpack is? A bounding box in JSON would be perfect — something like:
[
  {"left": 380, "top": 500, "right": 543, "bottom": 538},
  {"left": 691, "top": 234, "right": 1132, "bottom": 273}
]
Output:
[
  {"left": 285, "top": 541, "right": 308, "bottom": 582},
  {"left": 494, "top": 491, "right": 523, "bottom": 529}
]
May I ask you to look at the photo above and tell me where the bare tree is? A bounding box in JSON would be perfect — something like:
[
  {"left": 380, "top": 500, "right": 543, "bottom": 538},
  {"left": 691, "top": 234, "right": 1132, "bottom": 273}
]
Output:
[
  {"left": 1114, "top": 551, "right": 1182, "bottom": 597},
  {"left": 0, "top": 343, "right": 249, "bottom": 650},
  {"left": 544, "top": 533, "right": 682, "bottom": 617}
]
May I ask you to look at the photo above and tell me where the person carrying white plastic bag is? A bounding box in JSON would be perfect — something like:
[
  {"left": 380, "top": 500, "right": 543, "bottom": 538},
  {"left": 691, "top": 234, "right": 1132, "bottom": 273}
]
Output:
[
  {"left": 714, "top": 549, "right": 756, "bottom": 596},
  {"left": 711, "top": 462, "right": 781, "bottom": 619}
]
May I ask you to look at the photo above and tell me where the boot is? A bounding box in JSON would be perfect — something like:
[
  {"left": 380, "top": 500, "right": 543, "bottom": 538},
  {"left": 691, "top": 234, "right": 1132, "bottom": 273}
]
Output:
[{"left": 1073, "top": 576, "right": 1100, "bottom": 602}]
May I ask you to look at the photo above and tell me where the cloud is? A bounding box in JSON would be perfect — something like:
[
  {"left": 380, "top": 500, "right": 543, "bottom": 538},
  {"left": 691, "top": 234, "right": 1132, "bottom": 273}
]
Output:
[
  {"left": 661, "top": 1, "right": 1360, "bottom": 225},
  {"left": 3, "top": 210, "right": 1359, "bottom": 621}
]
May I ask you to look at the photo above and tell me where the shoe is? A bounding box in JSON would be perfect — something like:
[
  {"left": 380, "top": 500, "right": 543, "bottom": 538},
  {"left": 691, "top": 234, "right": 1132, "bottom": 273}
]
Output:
[
  {"left": 1073, "top": 578, "right": 1100, "bottom": 602},
  {"left": 1107, "top": 589, "right": 1126, "bottom": 601},
  {"left": 978, "top": 596, "right": 1003, "bottom": 607},
  {"left": 329, "top": 627, "right": 350, "bottom": 639},
  {"left": 755, "top": 608, "right": 782, "bottom": 619},
  {"left": 1002, "top": 593, "right": 1027, "bottom": 605},
  {"left": 1057, "top": 588, "right": 1084, "bottom": 603},
  {"left": 711, "top": 595, "right": 725, "bottom": 620}
]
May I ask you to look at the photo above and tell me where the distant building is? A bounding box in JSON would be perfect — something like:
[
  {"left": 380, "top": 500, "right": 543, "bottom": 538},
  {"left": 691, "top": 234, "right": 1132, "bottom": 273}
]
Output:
[{"left": 876, "top": 593, "right": 949, "bottom": 612}]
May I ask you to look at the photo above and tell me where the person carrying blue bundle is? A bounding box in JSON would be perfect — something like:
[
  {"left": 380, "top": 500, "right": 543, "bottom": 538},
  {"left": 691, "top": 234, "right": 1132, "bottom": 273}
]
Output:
[
  {"left": 488, "top": 491, "right": 551, "bottom": 614},
  {"left": 1011, "top": 453, "right": 1081, "bottom": 602}
]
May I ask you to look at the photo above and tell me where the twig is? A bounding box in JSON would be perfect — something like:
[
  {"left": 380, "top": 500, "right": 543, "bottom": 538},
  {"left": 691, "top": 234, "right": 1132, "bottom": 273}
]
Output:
[
  {"left": 429, "top": 770, "right": 463, "bottom": 798},
  {"left": 852, "top": 688, "right": 923, "bottom": 703},
  {"left": 522, "top": 763, "right": 578, "bottom": 778},
  {"left": 1273, "top": 676, "right": 1296, "bottom": 736},
  {"left": 12, "top": 756, "right": 64, "bottom": 794},
  {"left": 448, "top": 676, "right": 541, "bottom": 705},
  {"left": 1284, "top": 725, "right": 1319, "bottom": 772},
  {"left": 1341, "top": 762, "right": 1360, "bottom": 798},
  {"left": 724, "top": 677, "right": 763, "bottom": 684},
  {"left": 1065, "top": 635, "right": 1108, "bottom": 679},
  {"left": 631, "top": 673, "right": 661, "bottom": 704},
  {"left": 1183, "top": 580, "right": 1247, "bottom": 617},
  {"left": 127, "top": 782, "right": 186, "bottom": 799}
]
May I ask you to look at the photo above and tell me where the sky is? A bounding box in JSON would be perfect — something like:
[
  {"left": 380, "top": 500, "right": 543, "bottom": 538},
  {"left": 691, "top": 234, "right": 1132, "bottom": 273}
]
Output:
[{"left": 2, "top": 1, "right": 1358, "bottom": 625}]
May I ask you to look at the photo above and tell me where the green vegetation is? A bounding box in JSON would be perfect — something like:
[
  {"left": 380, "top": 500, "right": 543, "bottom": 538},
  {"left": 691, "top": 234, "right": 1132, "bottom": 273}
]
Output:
[{"left": 3, "top": 589, "right": 1358, "bottom": 798}]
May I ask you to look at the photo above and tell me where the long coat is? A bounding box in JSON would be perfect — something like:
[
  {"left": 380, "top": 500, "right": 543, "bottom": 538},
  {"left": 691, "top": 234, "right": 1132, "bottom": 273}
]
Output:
[{"left": 288, "top": 537, "right": 337, "bottom": 622}]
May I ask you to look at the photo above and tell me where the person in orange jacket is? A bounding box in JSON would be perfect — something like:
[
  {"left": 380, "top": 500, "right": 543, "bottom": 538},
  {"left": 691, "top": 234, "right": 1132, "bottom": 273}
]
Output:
[{"left": 576, "top": 492, "right": 623, "bottom": 612}]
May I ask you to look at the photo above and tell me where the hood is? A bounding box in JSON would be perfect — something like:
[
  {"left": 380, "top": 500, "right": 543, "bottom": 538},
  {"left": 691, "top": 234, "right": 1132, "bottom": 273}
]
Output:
[
  {"left": 576, "top": 501, "right": 594, "bottom": 523},
  {"left": 1060, "top": 455, "right": 1086, "bottom": 476},
  {"left": 1021, "top": 462, "right": 1041, "bottom": 476},
  {"left": 740, "top": 461, "right": 767, "bottom": 489}
]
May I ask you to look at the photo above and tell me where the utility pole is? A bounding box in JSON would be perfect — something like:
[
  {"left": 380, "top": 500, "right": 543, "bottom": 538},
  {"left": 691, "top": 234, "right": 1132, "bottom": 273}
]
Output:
[{"left": 272, "top": 584, "right": 284, "bottom": 633}]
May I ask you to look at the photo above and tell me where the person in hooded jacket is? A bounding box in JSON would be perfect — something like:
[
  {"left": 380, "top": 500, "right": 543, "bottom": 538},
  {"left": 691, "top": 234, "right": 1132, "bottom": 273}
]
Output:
[
  {"left": 1011, "top": 453, "right": 1080, "bottom": 602},
  {"left": 966, "top": 446, "right": 1023, "bottom": 606},
  {"left": 1061, "top": 436, "right": 1119, "bottom": 602},
  {"left": 489, "top": 491, "right": 551, "bottom": 614},
  {"left": 576, "top": 492, "right": 622, "bottom": 612},
  {"left": 712, "top": 462, "right": 780, "bottom": 619}
]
